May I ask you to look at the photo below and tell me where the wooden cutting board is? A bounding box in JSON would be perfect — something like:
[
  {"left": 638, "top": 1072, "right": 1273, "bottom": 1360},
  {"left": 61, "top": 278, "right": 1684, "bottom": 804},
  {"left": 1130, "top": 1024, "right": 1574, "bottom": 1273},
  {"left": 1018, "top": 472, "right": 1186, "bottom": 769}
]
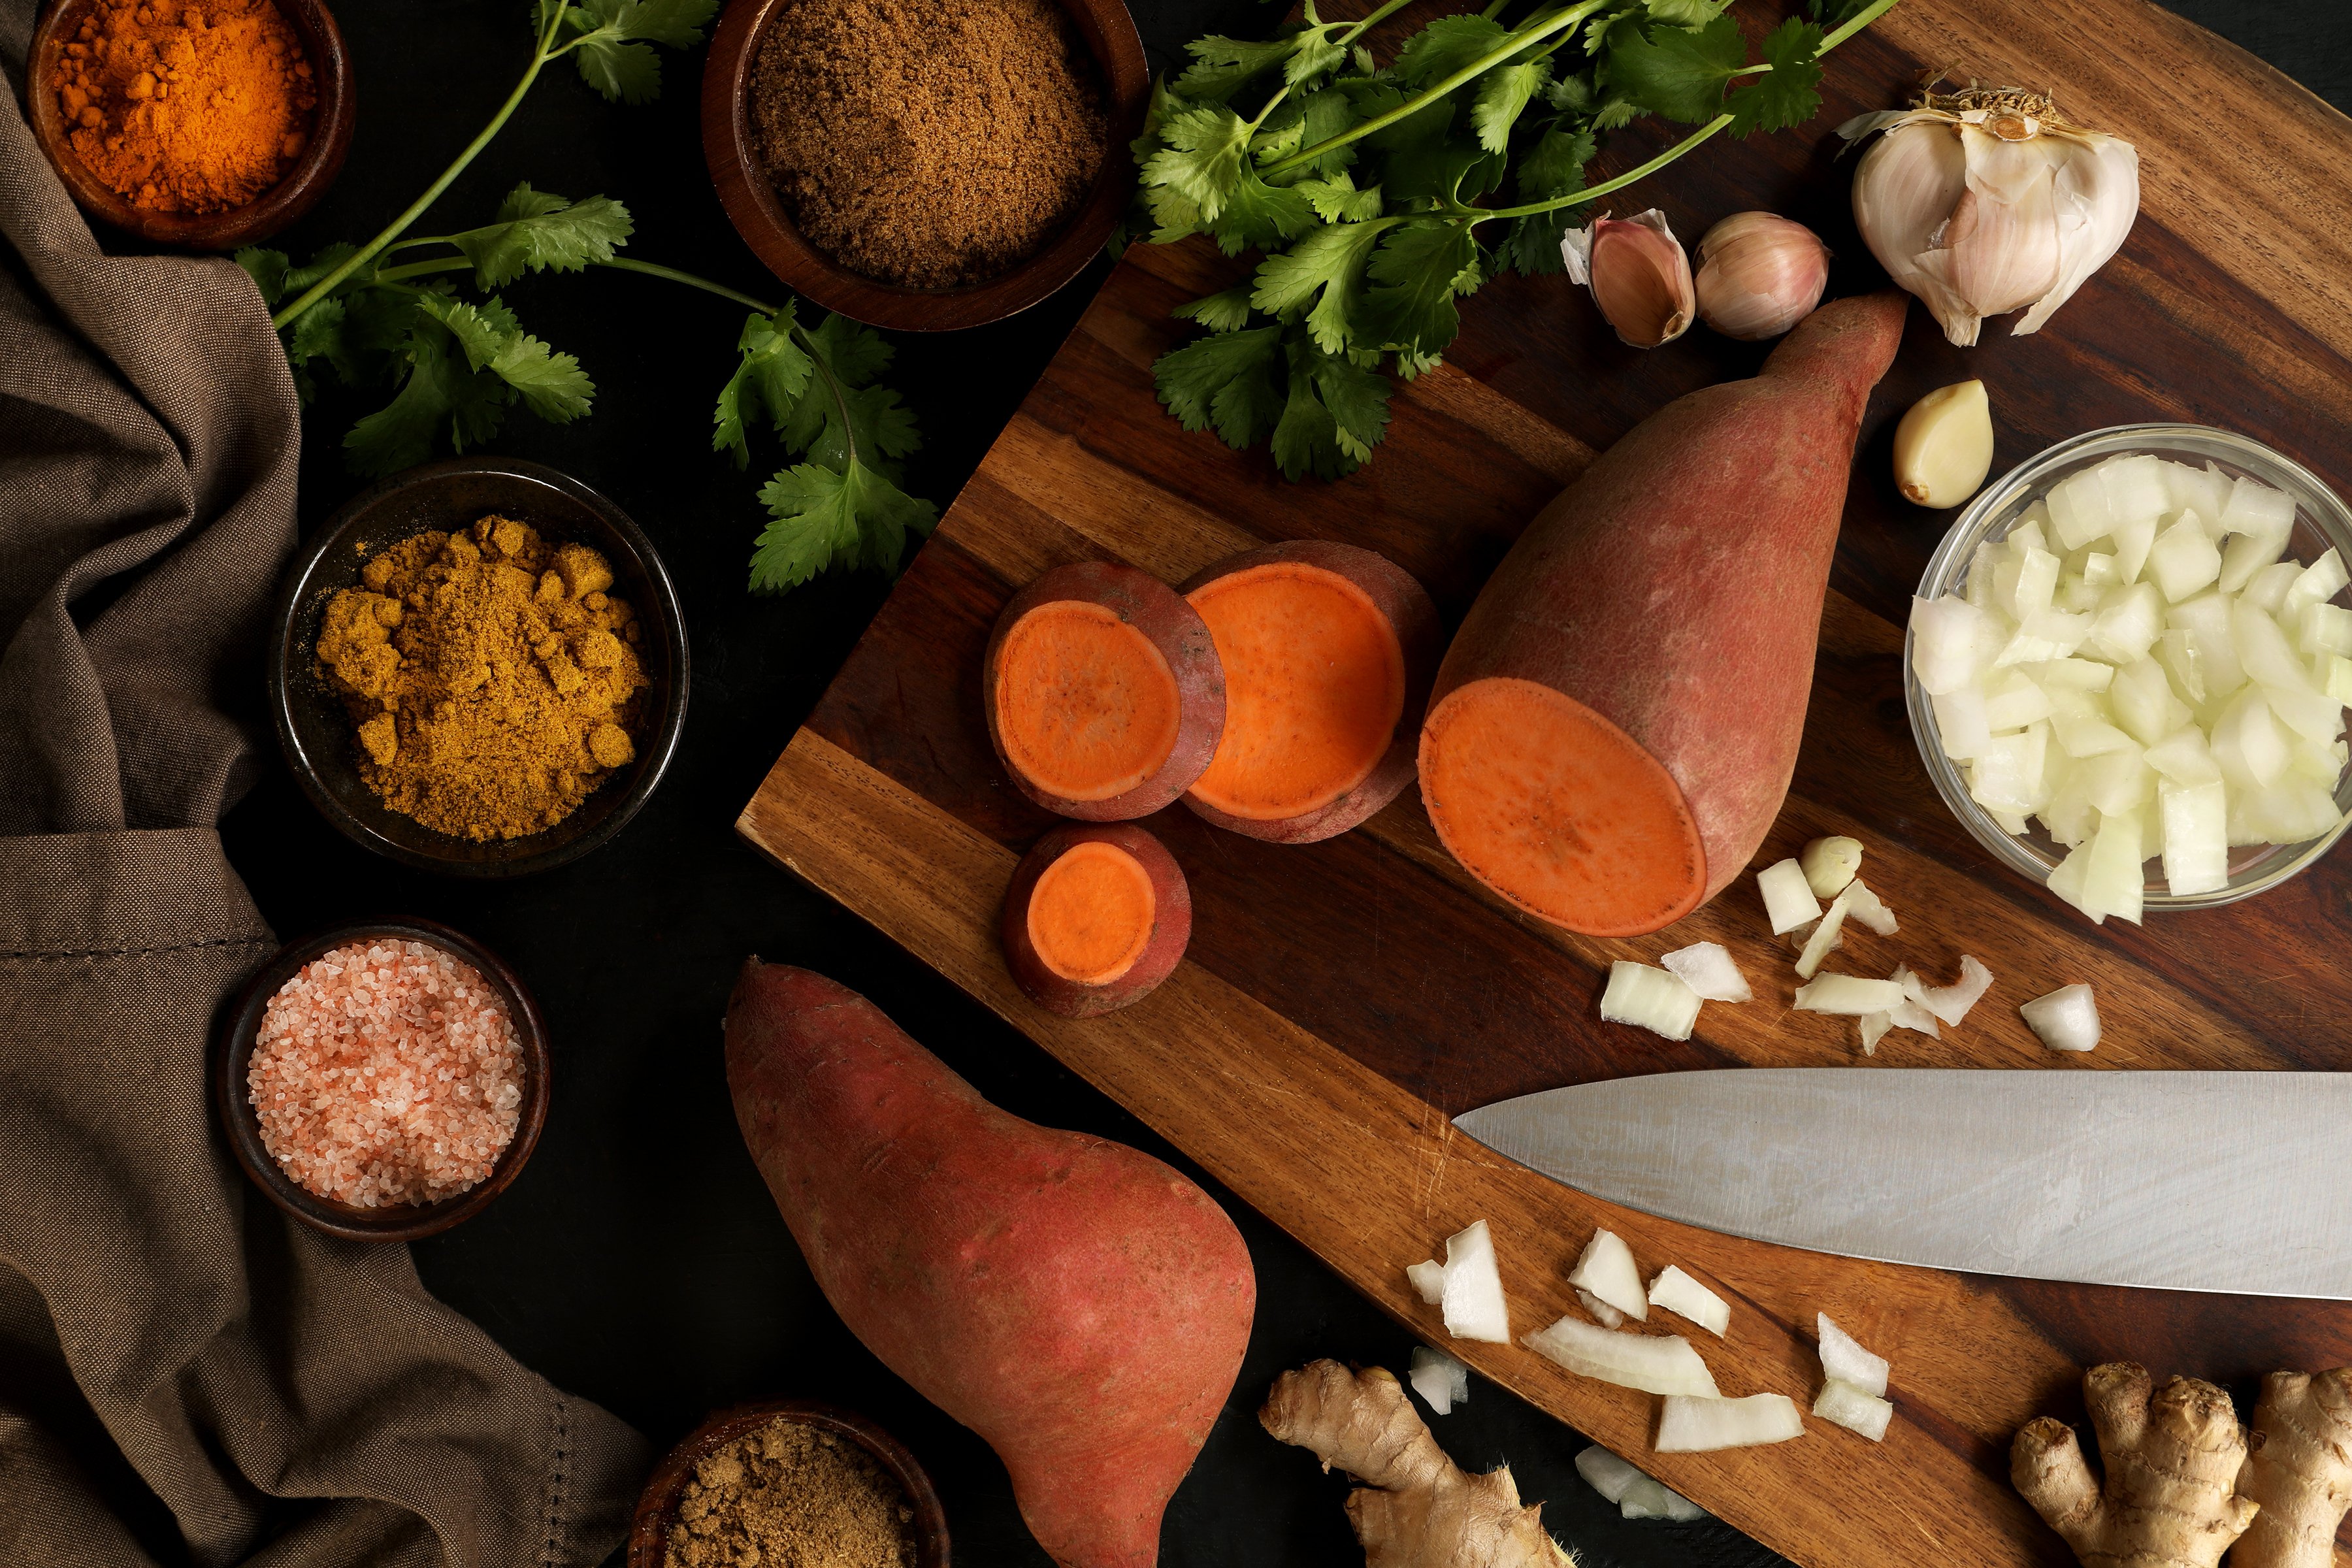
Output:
[{"left": 738, "top": 3, "right": 2352, "bottom": 1562}]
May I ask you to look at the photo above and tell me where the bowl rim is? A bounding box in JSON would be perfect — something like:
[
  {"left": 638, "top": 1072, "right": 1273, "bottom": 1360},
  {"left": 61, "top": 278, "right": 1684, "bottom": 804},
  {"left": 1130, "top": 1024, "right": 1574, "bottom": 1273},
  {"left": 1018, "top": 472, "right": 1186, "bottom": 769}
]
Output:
[
  {"left": 625, "top": 1398, "right": 951, "bottom": 1568},
  {"left": 213, "top": 917, "right": 552, "bottom": 1243},
  {"left": 268, "top": 455, "right": 691, "bottom": 879},
  {"left": 1905, "top": 421, "right": 2352, "bottom": 912},
  {"left": 697, "top": 0, "right": 1148, "bottom": 333},
  {"left": 26, "top": 0, "right": 357, "bottom": 251}
]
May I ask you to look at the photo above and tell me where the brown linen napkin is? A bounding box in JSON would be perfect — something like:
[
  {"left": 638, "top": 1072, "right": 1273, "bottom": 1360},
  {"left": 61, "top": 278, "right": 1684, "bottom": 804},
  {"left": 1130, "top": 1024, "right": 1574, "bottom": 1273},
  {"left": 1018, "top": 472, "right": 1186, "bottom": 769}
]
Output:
[{"left": 0, "top": 10, "right": 649, "bottom": 1566}]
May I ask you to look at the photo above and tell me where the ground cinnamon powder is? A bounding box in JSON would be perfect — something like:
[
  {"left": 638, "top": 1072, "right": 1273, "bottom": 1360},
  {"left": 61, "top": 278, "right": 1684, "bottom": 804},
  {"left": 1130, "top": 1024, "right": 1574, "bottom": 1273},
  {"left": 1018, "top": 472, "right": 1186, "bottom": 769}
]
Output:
[
  {"left": 749, "top": 0, "right": 1108, "bottom": 289},
  {"left": 50, "top": 0, "right": 316, "bottom": 214},
  {"left": 315, "top": 516, "right": 647, "bottom": 841},
  {"left": 664, "top": 1418, "right": 918, "bottom": 1568}
]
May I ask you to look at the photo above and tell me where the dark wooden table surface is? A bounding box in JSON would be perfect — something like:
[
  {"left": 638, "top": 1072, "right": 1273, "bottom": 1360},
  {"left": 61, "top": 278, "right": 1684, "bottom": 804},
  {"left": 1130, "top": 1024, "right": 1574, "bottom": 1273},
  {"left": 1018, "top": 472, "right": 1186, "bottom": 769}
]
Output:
[{"left": 222, "top": 3, "right": 2352, "bottom": 1564}]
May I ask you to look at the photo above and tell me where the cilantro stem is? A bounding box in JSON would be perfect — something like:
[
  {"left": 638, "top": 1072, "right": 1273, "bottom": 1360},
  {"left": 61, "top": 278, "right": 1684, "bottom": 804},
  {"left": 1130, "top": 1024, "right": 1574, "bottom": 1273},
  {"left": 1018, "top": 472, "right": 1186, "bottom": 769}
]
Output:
[
  {"left": 1466, "top": 0, "right": 1907, "bottom": 224},
  {"left": 1261, "top": 0, "right": 1607, "bottom": 180},
  {"left": 1243, "top": 0, "right": 1420, "bottom": 136},
  {"left": 270, "top": 1, "right": 571, "bottom": 330}
]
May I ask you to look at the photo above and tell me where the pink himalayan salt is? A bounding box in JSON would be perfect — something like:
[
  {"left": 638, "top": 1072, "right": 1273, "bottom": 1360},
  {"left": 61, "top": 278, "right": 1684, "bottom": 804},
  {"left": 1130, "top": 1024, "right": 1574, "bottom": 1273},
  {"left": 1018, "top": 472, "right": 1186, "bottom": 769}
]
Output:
[{"left": 248, "top": 939, "right": 524, "bottom": 1207}]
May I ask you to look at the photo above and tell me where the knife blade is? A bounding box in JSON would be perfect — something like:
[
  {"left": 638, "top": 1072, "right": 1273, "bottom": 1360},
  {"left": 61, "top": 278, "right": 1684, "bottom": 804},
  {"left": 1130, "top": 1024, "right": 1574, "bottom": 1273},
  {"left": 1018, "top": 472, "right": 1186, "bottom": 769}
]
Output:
[{"left": 1453, "top": 1070, "right": 2352, "bottom": 1298}]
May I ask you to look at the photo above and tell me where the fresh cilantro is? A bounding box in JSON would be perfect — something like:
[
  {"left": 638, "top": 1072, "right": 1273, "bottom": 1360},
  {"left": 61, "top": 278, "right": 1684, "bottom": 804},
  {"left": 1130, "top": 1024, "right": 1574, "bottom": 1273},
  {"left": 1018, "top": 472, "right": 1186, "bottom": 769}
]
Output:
[
  {"left": 1725, "top": 19, "right": 1825, "bottom": 135},
  {"left": 1155, "top": 325, "right": 1287, "bottom": 450},
  {"left": 713, "top": 304, "right": 815, "bottom": 466},
  {"left": 1501, "top": 125, "right": 1594, "bottom": 275},
  {"left": 1644, "top": 0, "right": 1735, "bottom": 25},
  {"left": 446, "top": 183, "right": 633, "bottom": 287},
  {"left": 1471, "top": 57, "right": 1551, "bottom": 154},
  {"left": 1173, "top": 287, "right": 1258, "bottom": 333},
  {"left": 1177, "top": 33, "right": 1301, "bottom": 103},
  {"left": 1294, "top": 169, "right": 1383, "bottom": 223},
  {"left": 1355, "top": 218, "right": 1478, "bottom": 357},
  {"left": 751, "top": 461, "right": 936, "bottom": 591},
  {"left": 238, "top": 246, "right": 291, "bottom": 304},
  {"left": 1250, "top": 216, "right": 1394, "bottom": 353},
  {"left": 1143, "top": 106, "right": 1254, "bottom": 222},
  {"left": 1604, "top": 14, "right": 1746, "bottom": 124},
  {"left": 1392, "top": 15, "right": 1509, "bottom": 89},
  {"left": 548, "top": 0, "right": 719, "bottom": 104},
  {"left": 1207, "top": 165, "right": 1317, "bottom": 257},
  {"left": 1271, "top": 333, "right": 1390, "bottom": 479}
]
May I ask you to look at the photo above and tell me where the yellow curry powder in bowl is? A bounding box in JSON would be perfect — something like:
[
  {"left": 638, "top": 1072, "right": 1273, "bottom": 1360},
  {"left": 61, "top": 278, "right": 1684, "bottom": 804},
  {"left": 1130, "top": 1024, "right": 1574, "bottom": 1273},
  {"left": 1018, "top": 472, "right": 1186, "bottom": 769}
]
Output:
[{"left": 314, "top": 515, "right": 649, "bottom": 841}]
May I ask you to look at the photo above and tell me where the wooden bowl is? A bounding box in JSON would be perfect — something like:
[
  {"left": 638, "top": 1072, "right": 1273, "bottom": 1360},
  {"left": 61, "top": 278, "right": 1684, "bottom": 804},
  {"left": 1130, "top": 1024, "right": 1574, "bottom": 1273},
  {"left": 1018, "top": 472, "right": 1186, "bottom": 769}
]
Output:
[
  {"left": 699, "top": 0, "right": 1147, "bottom": 332},
  {"left": 627, "top": 1399, "right": 951, "bottom": 1568},
  {"left": 214, "top": 917, "right": 552, "bottom": 1243},
  {"left": 25, "top": 0, "right": 355, "bottom": 251},
  {"left": 267, "top": 457, "right": 690, "bottom": 878}
]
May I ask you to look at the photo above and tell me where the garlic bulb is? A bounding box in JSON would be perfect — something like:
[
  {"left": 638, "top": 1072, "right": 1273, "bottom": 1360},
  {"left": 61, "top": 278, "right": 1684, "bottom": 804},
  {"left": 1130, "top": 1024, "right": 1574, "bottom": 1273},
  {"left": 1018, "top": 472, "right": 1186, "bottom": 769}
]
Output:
[
  {"left": 1563, "top": 210, "right": 1693, "bottom": 349},
  {"left": 1841, "top": 85, "right": 2138, "bottom": 348},
  {"left": 1693, "top": 213, "right": 1829, "bottom": 340}
]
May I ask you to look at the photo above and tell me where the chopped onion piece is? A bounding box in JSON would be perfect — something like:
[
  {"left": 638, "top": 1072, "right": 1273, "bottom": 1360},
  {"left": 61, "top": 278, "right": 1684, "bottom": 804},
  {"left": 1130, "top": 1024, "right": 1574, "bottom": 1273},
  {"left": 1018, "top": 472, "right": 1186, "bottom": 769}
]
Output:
[
  {"left": 1576, "top": 1287, "right": 1625, "bottom": 1329},
  {"left": 1799, "top": 836, "right": 1863, "bottom": 898},
  {"left": 1599, "top": 962, "right": 1701, "bottom": 1043},
  {"left": 2285, "top": 547, "right": 2350, "bottom": 619},
  {"left": 1405, "top": 1260, "right": 1446, "bottom": 1305},
  {"left": 1793, "top": 889, "right": 1854, "bottom": 981},
  {"left": 1409, "top": 1346, "right": 1471, "bottom": 1414},
  {"left": 1573, "top": 1445, "right": 1642, "bottom": 1505},
  {"left": 1818, "top": 1313, "right": 1889, "bottom": 1397},
  {"left": 1660, "top": 941, "right": 1750, "bottom": 1003},
  {"left": 1567, "top": 1229, "right": 1648, "bottom": 1322},
  {"left": 1646, "top": 1266, "right": 1729, "bottom": 1337},
  {"left": 1655, "top": 1393, "right": 1805, "bottom": 1453},
  {"left": 1857, "top": 1011, "right": 1891, "bottom": 1056},
  {"left": 1619, "top": 1475, "right": 1708, "bottom": 1522},
  {"left": 1793, "top": 974, "right": 1905, "bottom": 1016},
  {"left": 1523, "top": 1316, "right": 1720, "bottom": 1397},
  {"left": 1757, "top": 858, "right": 1821, "bottom": 934},
  {"left": 1910, "top": 595, "right": 1998, "bottom": 695},
  {"left": 1901, "top": 955, "right": 1993, "bottom": 1027},
  {"left": 2159, "top": 780, "right": 2229, "bottom": 896},
  {"left": 1410, "top": 1220, "right": 1511, "bottom": 1342},
  {"left": 1843, "top": 879, "right": 1897, "bottom": 936},
  {"left": 2021, "top": 983, "right": 2102, "bottom": 1053},
  {"left": 1814, "top": 1378, "right": 1895, "bottom": 1442}
]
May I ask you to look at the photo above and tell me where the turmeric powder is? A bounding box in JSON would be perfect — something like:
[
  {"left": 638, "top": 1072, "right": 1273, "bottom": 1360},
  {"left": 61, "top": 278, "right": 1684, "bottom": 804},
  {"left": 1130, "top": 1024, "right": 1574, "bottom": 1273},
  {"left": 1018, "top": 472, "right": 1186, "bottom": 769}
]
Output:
[
  {"left": 51, "top": 0, "right": 316, "bottom": 214},
  {"left": 316, "top": 517, "right": 650, "bottom": 842}
]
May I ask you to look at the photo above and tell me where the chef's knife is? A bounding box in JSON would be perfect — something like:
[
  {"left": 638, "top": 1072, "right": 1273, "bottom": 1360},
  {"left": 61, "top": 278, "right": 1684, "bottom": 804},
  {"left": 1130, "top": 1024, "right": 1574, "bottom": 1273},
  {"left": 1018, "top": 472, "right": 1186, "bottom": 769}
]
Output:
[{"left": 1453, "top": 1070, "right": 2352, "bottom": 1298}]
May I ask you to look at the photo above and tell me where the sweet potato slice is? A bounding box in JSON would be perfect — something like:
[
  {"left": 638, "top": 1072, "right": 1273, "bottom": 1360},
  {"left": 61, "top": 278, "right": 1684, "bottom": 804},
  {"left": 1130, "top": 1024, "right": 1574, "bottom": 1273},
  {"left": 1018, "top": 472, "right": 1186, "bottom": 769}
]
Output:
[
  {"left": 984, "top": 561, "right": 1226, "bottom": 821},
  {"left": 1180, "top": 541, "right": 1441, "bottom": 843},
  {"left": 1420, "top": 292, "right": 1908, "bottom": 935},
  {"left": 1003, "top": 823, "right": 1191, "bottom": 1017}
]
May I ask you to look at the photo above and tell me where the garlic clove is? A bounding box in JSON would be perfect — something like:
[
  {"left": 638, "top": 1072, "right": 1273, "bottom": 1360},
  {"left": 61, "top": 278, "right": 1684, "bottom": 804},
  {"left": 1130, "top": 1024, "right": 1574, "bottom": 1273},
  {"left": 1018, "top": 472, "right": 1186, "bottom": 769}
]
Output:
[
  {"left": 1914, "top": 126, "right": 2065, "bottom": 321},
  {"left": 1852, "top": 118, "right": 1981, "bottom": 346},
  {"left": 1564, "top": 210, "right": 1694, "bottom": 350},
  {"left": 1893, "top": 379, "right": 1995, "bottom": 508},
  {"left": 1693, "top": 212, "right": 1830, "bottom": 341}
]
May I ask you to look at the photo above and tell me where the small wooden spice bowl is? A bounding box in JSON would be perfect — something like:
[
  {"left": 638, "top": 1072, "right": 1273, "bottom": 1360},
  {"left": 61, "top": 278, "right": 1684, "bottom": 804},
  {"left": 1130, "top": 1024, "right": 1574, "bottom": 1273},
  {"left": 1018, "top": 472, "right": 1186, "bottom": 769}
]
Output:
[
  {"left": 698, "top": 0, "right": 1148, "bottom": 333},
  {"left": 627, "top": 1400, "right": 951, "bottom": 1568},
  {"left": 25, "top": 0, "right": 357, "bottom": 251},
  {"left": 214, "top": 917, "right": 552, "bottom": 1243},
  {"left": 268, "top": 457, "right": 690, "bottom": 879}
]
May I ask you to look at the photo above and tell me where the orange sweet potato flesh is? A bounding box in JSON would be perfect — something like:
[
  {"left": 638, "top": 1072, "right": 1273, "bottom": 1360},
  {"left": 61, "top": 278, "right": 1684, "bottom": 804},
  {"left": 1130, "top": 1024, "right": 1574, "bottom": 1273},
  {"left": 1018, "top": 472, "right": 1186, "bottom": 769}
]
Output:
[
  {"left": 1421, "top": 291, "right": 1908, "bottom": 934},
  {"left": 1002, "top": 822, "right": 1193, "bottom": 1017},
  {"left": 725, "top": 964, "right": 1252, "bottom": 1568}
]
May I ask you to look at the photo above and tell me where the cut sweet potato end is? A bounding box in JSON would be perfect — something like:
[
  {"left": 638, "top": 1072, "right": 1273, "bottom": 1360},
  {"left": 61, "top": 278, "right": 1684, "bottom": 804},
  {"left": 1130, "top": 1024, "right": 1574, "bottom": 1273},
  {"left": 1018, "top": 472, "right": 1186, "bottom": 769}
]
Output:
[
  {"left": 1024, "top": 840, "right": 1158, "bottom": 986},
  {"left": 1420, "top": 678, "right": 1705, "bottom": 936},
  {"left": 994, "top": 600, "right": 1183, "bottom": 804},
  {"left": 1186, "top": 563, "right": 1406, "bottom": 821}
]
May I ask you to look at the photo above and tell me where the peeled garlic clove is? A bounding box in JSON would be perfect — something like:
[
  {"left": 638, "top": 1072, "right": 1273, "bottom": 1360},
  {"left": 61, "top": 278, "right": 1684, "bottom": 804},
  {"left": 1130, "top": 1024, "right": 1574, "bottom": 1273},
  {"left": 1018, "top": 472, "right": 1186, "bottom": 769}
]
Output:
[
  {"left": 1894, "top": 380, "right": 1995, "bottom": 508},
  {"left": 1563, "top": 210, "right": 1694, "bottom": 349},
  {"left": 1693, "top": 212, "right": 1829, "bottom": 341}
]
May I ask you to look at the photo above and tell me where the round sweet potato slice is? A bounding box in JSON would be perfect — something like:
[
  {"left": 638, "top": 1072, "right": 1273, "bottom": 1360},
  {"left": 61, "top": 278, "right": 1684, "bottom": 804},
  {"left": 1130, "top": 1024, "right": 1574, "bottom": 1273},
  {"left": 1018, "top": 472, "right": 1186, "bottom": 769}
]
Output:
[
  {"left": 983, "top": 561, "right": 1226, "bottom": 821},
  {"left": 1002, "top": 823, "right": 1191, "bottom": 1018},
  {"left": 1179, "top": 540, "right": 1441, "bottom": 844}
]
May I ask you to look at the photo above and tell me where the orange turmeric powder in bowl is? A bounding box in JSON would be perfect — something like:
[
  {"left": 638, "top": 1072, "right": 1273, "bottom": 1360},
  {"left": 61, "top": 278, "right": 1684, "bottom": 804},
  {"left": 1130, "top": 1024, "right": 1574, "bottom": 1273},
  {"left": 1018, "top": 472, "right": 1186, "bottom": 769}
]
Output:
[{"left": 49, "top": 0, "right": 318, "bottom": 215}]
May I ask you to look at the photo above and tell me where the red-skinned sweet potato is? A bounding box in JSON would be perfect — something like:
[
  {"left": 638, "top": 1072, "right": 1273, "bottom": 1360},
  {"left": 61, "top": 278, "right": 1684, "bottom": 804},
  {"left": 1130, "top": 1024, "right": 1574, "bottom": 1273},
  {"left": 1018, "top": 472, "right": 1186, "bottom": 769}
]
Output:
[
  {"left": 1179, "top": 540, "right": 1441, "bottom": 843},
  {"left": 725, "top": 964, "right": 1255, "bottom": 1568},
  {"left": 984, "top": 561, "right": 1226, "bottom": 821},
  {"left": 1003, "top": 823, "right": 1190, "bottom": 1018},
  {"left": 1419, "top": 291, "right": 1908, "bottom": 936}
]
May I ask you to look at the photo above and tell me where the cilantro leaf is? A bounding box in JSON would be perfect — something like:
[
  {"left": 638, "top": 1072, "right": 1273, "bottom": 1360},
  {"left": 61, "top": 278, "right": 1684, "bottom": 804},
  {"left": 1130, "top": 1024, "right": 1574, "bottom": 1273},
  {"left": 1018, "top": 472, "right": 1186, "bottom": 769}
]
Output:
[
  {"left": 1250, "top": 216, "right": 1392, "bottom": 353},
  {"left": 1471, "top": 57, "right": 1550, "bottom": 154},
  {"left": 417, "top": 293, "right": 594, "bottom": 422},
  {"left": 345, "top": 318, "right": 507, "bottom": 476},
  {"left": 1501, "top": 126, "right": 1593, "bottom": 276},
  {"left": 1154, "top": 324, "right": 1286, "bottom": 450},
  {"left": 1352, "top": 84, "right": 1492, "bottom": 206},
  {"left": 1143, "top": 105, "right": 1253, "bottom": 221},
  {"left": 1644, "top": 0, "right": 1734, "bottom": 25},
  {"left": 287, "top": 297, "right": 351, "bottom": 385},
  {"left": 1285, "top": 30, "right": 1344, "bottom": 86},
  {"left": 1271, "top": 333, "right": 1389, "bottom": 480},
  {"left": 1207, "top": 165, "right": 1316, "bottom": 257},
  {"left": 751, "top": 459, "right": 938, "bottom": 591},
  {"left": 1173, "top": 287, "right": 1257, "bottom": 333},
  {"left": 776, "top": 314, "right": 917, "bottom": 474},
  {"left": 1175, "top": 33, "right": 1298, "bottom": 103},
  {"left": 238, "top": 247, "right": 290, "bottom": 304},
  {"left": 1294, "top": 169, "right": 1383, "bottom": 222},
  {"left": 1282, "top": 86, "right": 1362, "bottom": 180},
  {"left": 447, "top": 183, "right": 633, "bottom": 287},
  {"left": 555, "top": 0, "right": 719, "bottom": 104},
  {"left": 713, "top": 304, "right": 815, "bottom": 466},
  {"left": 1604, "top": 14, "right": 1744, "bottom": 124},
  {"left": 1392, "top": 14, "right": 1508, "bottom": 88},
  {"left": 1725, "top": 19, "right": 1824, "bottom": 135},
  {"left": 1354, "top": 218, "right": 1477, "bottom": 357}
]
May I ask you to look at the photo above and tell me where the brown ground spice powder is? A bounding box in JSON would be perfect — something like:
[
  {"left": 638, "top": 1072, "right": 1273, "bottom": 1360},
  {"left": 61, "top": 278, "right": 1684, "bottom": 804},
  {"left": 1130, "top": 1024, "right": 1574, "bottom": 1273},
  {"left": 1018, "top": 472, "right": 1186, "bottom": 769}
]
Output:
[
  {"left": 315, "top": 516, "right": 648, "bottom": 841},
  {"left": 749, "top": 0, "right": 1108, "bottom": 289},
  {"left": 665, "top": 1418, "right": 918, "bottom": 1568}
]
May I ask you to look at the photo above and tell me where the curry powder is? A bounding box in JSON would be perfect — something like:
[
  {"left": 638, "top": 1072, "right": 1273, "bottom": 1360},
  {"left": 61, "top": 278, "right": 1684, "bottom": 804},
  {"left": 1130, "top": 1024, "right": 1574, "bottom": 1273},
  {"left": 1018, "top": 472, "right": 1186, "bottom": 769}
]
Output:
[{"left": 316, "top": 516, "right": 649, "bottom": 842}]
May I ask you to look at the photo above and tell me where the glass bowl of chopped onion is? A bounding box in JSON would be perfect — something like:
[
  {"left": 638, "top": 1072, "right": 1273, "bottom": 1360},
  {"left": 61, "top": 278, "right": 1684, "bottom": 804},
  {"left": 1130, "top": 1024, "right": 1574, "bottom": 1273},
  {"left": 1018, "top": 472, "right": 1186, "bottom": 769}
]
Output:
[{"left": 1905, "top": 423, "right": 2352, "bottom": 920}]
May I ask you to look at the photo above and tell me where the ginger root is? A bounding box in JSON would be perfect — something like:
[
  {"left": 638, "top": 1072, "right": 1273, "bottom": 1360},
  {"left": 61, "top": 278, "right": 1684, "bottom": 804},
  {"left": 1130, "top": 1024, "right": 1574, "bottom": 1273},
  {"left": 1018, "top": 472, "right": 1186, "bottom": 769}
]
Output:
[
  {"left": 2011, "top": 1362, "right": 2258, "bottom": 1568},
  {"left": 1261, "top": 1360, "right": 1573, "bottom": 1568},
  {"left": 2236, "top": 1368, "right": 2352, "bottom": 1568}
]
